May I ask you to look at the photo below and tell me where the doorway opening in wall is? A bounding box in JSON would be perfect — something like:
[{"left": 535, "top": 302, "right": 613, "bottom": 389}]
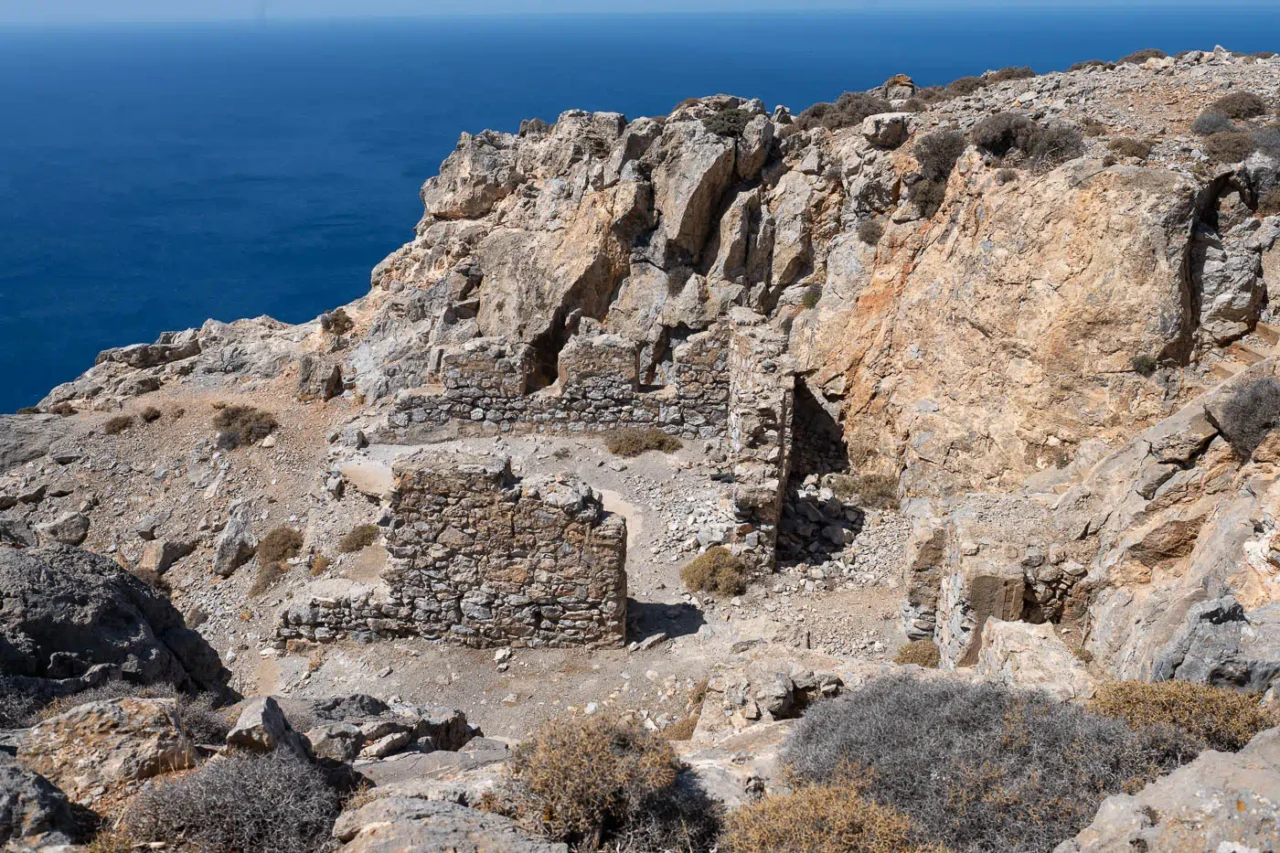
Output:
[{"left": 528, "top": 310, "right": 571, "bottom": 392}]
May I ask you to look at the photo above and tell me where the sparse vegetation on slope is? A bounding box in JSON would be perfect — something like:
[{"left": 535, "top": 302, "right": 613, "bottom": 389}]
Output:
[
  {"left": 1092, "top": 680, "right": 1278, "bottom": 752},
  {"left": 680, "top": 546, "right": 748, "bottom": 596},
  {"left": 212, "top": 404, "right": 278, "bottom": 449},
  {"left": 604, "top": 427, "right": 682, "bottom": 458}
]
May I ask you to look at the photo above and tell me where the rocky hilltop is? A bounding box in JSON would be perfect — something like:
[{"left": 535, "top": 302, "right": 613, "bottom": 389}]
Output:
[{"left": 3, "top": 45, "right": 1280, "bottom": 851}]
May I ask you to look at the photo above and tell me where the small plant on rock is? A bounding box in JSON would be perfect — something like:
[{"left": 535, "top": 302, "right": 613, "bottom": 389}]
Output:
[
  {"left": 258, "top": 526, "right": 303, "bottom": 567},
  {"left": 1260, "top": 187, "right": 1280, "bottom": 216},
  {"left": 604, "top": 427, "right": 682, "bottom": 458},
  {"left": 1192, "top": 111, "right": 1237, "bottom": 136},
  {"left": 337, "top": 523, "right": 379, "bottom": 554},
  {"left": 140, "top": 406, "right": 162, "bottom": 423},
  {"left": 1117, "top": 48, "right": 1167, "bottom": 65},
  {"left": 680, "top": 546, "right": 748, "bottom": 596},
  {"left": 703, "top": 107, "right": 752, "bottom": 138},
  {"left": 104, "top": 415, "right": 133, "bottom": 435},
  {"left": 320, "top": 307, "right": 354, "bottom": 335},
  {"left": 1092, "top": 680, "right": 1279, "bottom": 752},
  {"left": 893, "top": 639, "right": 941, "bottom": 668},
  {"left": 212, "top": 404, "right": 278, "bottom": 449},
  {"left": 995, "top": 167, "right": 1019, "bottom": 185},
  {"left": 801, "top": 284, "right": 822, "bottom": 309},
  {"left": 857, "top": 219, "right": 885, "bottom": 245},
  {"left": 1215, "top": 376, "right": 1280, "bottom": 458},
  {"left": 1131, "top": 354, "right": 1158, "bottom": 376},
  {"left": 910, "top": 130, "right": 966, "bottom": 216},
  {"left": 1108, "top": 136, "right": 1154, "bottom": 160}
]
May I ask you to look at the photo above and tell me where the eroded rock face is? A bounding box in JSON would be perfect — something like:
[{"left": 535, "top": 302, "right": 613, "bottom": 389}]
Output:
[
  {"left": 976, "top": 619, "right": 1098, "bottom": 703},
  {"left": 0, "top": 758, "right": 80, "bottom": 847},
  {"left": 18, "top": 698, "right": 196, "bottom": 806},
  {"left": 1056, "top": 726, "right": 1280, "bottom": 852},
  {"left": 0, "top": 545, "right": 231, "bottom": 696}
]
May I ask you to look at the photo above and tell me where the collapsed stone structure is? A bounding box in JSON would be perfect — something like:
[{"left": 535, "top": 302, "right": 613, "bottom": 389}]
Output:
[{"left": 278, "top": 452, "right": 627, "bottom": 648}]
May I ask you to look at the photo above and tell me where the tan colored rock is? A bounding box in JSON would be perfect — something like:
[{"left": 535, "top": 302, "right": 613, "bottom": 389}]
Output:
[
  {"left": 1055, "top": 726, "right": 1280, "bottom": 852},
  {"left": 976, "top": 618, "right": 1098, "bottom": 702},
  {"left": 18, "top": 698, "right": 195, "bottom": 805}
]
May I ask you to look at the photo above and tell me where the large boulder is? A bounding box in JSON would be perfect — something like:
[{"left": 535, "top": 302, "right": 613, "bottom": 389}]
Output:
[
  {"left": 1056, "top": 726, "right": 1280, "bottom": 852},
  {"left": 976, "top": 619, "right": 1098, "bottom": 703},
  {"left": 0, "top": 545, "right": 231, "bottom": 697},
  {"left": 18, "top": 698, "right": 196, "bottom": 806},
  {"left": 0, "top": 416, "right": 68, "bottom": 474},
  {"left": 0, "top": 757, "right": 80, "bottom": 847},
  {"left": 334, "top": 798, "right": 566, "bottom": 853},
  {"left": 227, "top": 696, "right": 312, "bottom": 761}
]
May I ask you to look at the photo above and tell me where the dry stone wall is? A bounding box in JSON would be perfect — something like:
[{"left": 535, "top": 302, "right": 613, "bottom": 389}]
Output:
[
  {"left": 277, "top": 452, "right": 627, "bottom": 649},
  {"left": 386, "top": 327, "right": 729, "bottom": 439}
]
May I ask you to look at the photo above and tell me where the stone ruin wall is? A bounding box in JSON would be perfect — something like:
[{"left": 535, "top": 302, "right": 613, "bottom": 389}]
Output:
[
  {"left": 382, "top": 316, "right": 797, "bottom": 572},
  {"left": 277, "top": 452, "right": 627, "bottom": 649},
  {"left": 386, "top": 326, "right": 730, "bottom": 440}
]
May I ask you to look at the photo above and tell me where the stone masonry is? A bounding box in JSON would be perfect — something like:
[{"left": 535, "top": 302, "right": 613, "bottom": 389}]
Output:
[{"left": 278, "top": 452, "right": 627, "bottom": 649}]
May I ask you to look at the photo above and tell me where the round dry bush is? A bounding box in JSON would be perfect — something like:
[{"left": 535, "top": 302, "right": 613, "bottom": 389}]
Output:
[
  {"left": 1255, "top": 127, "right": 1280, "bottom": 157},
  {"left": 338, "top": 524, "right": 379, "bottom": 554},
  {"left": 103, "top": 415, "right": 133, "bottom": 435},
  {"left": 724, "top": 780, "right": 925, "bottom": 853},
  {"left": 1261, "top": 187, "right": 1280, "bottom": 216},
  {"left": 1192, "top": 111, "right": 1237, "bottom": 136},
  {"left": 946, "top": 75, "right": 986, "bottom": 96},
  {"left": 1211, "top": 91, "right": 1269, "bottom": 119},
  {"left": 1202, "top": 130, "right": 1257, "bottom": 163},
  {"left": 794, "top": 92, "right": 892, "bottom": 132},
  {"left": 680, "top": 546, "right": 747, "bottom": 596},
  {"left": 1027, "top": 122, "right": 1084, "bottom": 167},
  {"left": 783, "top": 677, "right": 1197, "bottom": 853},
  {"left": 604, "top": 427, "right": 682, "bottom": 458},
  {"left": 258, "top": 526, "right": 303, "bottom": 566},
  {"left": 1091, "top": 680, "right": 1278, "bottom": 752},
  {"left": 914, "top": 130, "right": 967, "bottom": 181},
  {"left": 122, "top": 753, "right": 341, "bottom": 853},
  {"left": 970, "top": 112, "right": 1037, "bottom": 157},
  {"left": 1117, "top": 48, "right": 1167, "bottom": 65},
  {"left": 1215, "top": 376, "right": 1280, "bottom": 458},
  {"left": 211, "top": 404, "right": 278, "bottom": 450},
  {"left": 857, "top": 219, "right": 884, "bottom": 246},
  {"left": 893, "top": 640, "right": 940, "bottom": 668},
  {"left": 499, "top": 715, "right": 719, "bottom": 850},
  {"left": 1108, "top": 136, "right": 1153, "bottom": 160}
]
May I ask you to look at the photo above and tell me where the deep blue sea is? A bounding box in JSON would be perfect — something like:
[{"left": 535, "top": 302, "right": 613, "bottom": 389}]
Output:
[{"left": 3, "top": 8, "right": 1280, "bottom": 411}]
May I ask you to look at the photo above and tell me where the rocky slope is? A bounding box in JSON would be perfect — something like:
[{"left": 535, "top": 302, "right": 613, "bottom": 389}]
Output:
[{"left": 3, "top": 43, "right": 1280, "bottom": 851}]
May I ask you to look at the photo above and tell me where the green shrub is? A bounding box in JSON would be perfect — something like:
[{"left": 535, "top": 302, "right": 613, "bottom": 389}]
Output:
[
  {"left": 703, "top": 107, "right": 752, "bottom": 138},
  {"left": 337, "top": 524, "right": 379, "bottom": 554},
  {"left": 801, "top": 284, "right": 822, "bottom": 309},
  {"left": 104, "top": 415, "right": 133, "bottom": 435},
  {"left": 604, "top": 427, "right": 682, "bottom": 458},
  {"left": 1211, "top": 91, "right": 1269, "bottom": 119},
  {"left": 1092, "top": 680, "right": 1278, "bottom": 752},
  {"left": 1203, "top": 131, "right": 1256, "bottom": 162},
  {"left": 893, "top": 640, "right": 940, "bottom": 668},
  {"left": 1117, "top": 48, "right": 1167, "bottom": 65},
  {"left": 783, "top": 677, "right": 1197, "bottom": 853},
  {"left": 496, "top": 715, "right": 719, "bottom": 851},
  {"left": 1216, "top": 376, "right": 1280, "bottom": 458},
  {"left": 857, "top": 219, "right": 884, "bottom": 245},
  {"left": 1109, "top": 136, "right": 1153, "bottom": 160},
  {"left": 680, "top": 546, "right": 748, "bottom": 596},
  {"left": 724, "top": 780, "right": 924, "bottom": 853},
  {"left": 1130, "top": 354, "right": 1158, "bottom": 376},
  {"left": 212, "top": 405, "right": 278, "bottom": 449},
  {"left": 121, "top": 753, "right": 341, "bottom": 853}
]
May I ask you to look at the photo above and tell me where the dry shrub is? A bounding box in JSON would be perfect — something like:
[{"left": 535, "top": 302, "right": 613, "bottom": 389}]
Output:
[
  {"left": 337, "top": 523, "right": 379, "bottom": 554},
  {"left": 680, "top": 546, "right": 748, "bottom": 596},
  {"left": 212, "top": 404, "right": 278, "bottom": 449},
  {"left": 310, "top": 554, "right": 332, "bottom": 576},
  {"left": 857, "top": 219, "right": 884, "bottom": 245},
  {"left": 1131, "top": 354, "right": 1158, "bottom": 376},
  {"left": 1108, "top": 136, "right": 1153, "bottom": 160},
  {"left": 121, "top": 752, "right": 341, "bottom": 853},
  {"left": 1215, "top": 376, "right": 1280, "bottom": 458},
  {"left": 801, "top": 284, "right": 822, "bottom": 309},
  {"left": 893, "top": 640, "right": 940, "bottom": 668},
  {"left": 1080, "top": 116, "right": 1108, "bottom": 137},
  {"left": 103, "top": 415, "right": 133, "bottom": 435},
  {"left": 663, "top": 715, "right": 699, "bottom": 742},
  {"left": 1069, "top": 59, "right": 1110, "bottom": 72},
  {"left": 910, "top": 130, "right": 966, "bottom": 216},
  {"left": 249, "top": 561, "right": 285, "bottom": 597},
  {"left": 1261, "top": 187, "right": 1280, "bottom": 216},
  {"left": 970, "top": 112, "right": 1037, "bottom": 157},
  {"left": 1091, "top": 680, "right": 1278, "bottom": 752},
  {"left": 48, "top": 402, "right": 76, "bottom": 416},
  {"left": 995, "top": 167, "right": 1019, "bottom": 185},
  {"left": 724, "top": 780, "right": 925, "bottom": 853},
  {"left": 29, "top": 680, "right": 230, "bottom": 744},
  {"left": 987, "top": 65, "right": 1035, "bottom": 84},
  {"left": 320, "top": 307, "right": 353, "bottom": 335},
  {"left": 1255, "top": 127, "right": 1280, "bottom": 157},
  {"left": 1203, "top": 130, "right": 1256, "bottom": 163},
  {"left": 604, "top": 427, "right": 682, "bottom": 458},
  {"left": 946, "top": 75, "right": 986, "bottom": 96},
  {"left": 1026, "top": 122, "right": 1084, "bottom": 167},
  {"left": 140, "top": 406, "right": 162, "bottom": 423},
  {"left": 826, "top": 472, "right": 899, "bottom": 509},
  {"left": 498, "top": 715, "right": 719, "bottom": 850},
  {"left": 784, "top": 677, "right": 1197, "bottom": 852},
  {"left": 794, "top": 92, "right": 892, "bottom": 132},
  {"left": 1211, "top": 91, "right": 1269, "bottom": 119},
  {"left": 259, "top": 526, "right": 303, "bottom": 566},
  {"left": 1117, "top": 48, "right": 1167, "bottom": 65},
  {"left": 1192, "top": 111, "right": 1237, "bottom": 136}
]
